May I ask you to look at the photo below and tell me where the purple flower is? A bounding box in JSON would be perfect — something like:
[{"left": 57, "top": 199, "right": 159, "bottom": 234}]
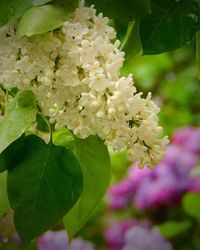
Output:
[
  {"left": 108, "top": 127, "right": 199, "bottom": 210},
  {"left": 133, "top": 164, "right": 183, "bottom": 209},
  {"left": 165, "top": 145, "right": 198, "bottom": 175},
  {"left": 124, "top": 226, "right": 172, "bottom": 250},
  {"left": 37, "top": 231, "right": 94, "bottom": 250},
  {"left": 104, "top": 220, "right": 138, "bottom": 250},
  {"left": 172, "top": 127, "right": 200, "bottom": 153},
  {"left": 108, "top": 179, "right": 136, "bottom": 209}
]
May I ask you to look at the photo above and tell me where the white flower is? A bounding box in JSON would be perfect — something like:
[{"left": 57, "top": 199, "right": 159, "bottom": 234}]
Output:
[
  {"left": 0, "top": 3, "right": 168, "bottom": 167},
  {"left": 89, "top": 74, "right": 109, "bottom": 91}
]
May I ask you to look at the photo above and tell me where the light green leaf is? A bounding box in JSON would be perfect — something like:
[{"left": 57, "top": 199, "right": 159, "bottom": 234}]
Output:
[
  {"left": 0, "top": 0, "right": 53, "bottom": 28},
  {"left": 53, "top": 128, "right": 75, "bottom": 151},
  {"left": 0, "top": 90, "right": 37, "bottom": 155},
  {"left": 17, "top": 5, "right": 66, "bottom": 38},
  {"left": 159, "top": 220, "right": 192, "bottom": 239},
  {"left": 182, "top": 192, "right": 200, "bottom": 220},
  {"left": 7, "top": 135, "right": 83, "bottom": 244},
  {"left": 0, "top": 172, "right": 10, "bottom": 216},
  {"left": 33, "top": 0, "right": 53, "bottom": 6},
  {"left": 60, "top": 132, "right": 111, "bottom": 239}
]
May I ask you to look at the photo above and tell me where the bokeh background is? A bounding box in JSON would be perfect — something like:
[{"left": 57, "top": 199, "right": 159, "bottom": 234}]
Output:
[{"left": 1, "top": 41, "right": 200, "bottom": 250}]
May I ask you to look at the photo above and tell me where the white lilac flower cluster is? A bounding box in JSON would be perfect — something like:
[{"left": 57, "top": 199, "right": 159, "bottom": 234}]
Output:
[{"left": 0, "top": 3, "right": 168, "bottom": 166}]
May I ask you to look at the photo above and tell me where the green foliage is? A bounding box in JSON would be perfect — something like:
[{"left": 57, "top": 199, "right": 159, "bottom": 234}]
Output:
[
  {"left": 140, "top": 0, "right": 200, "bottom": 54},
  {"left": 110, "top": 150, "right": 130, "bottom": 182},
  {"left": 0, "top": 90, "right": 37, "bottom": 155},
  {"left": 85, "top": 0, "right": 150, "bottom": 20},
  {"left": 0, "top": 171, "right": 9, "bottom": 216},
  {"left": 120, "top": 21, "right": 142, "bottom": 60},
  {"left": 17, "top": 5, "right": 66, "bottom": 38},
  {"left": 182, "top": 193, "right": 200, "bottom": 220},
  {"left": 85, "top": 0, "right": 200, "bottom": 55},
  {"left": 0, "top": 135, "right": 25, "bottom": 173},
  {"left": 159, "top": 220, "right": 192, "bottom": 239},
  {"left": 54, "top": 129, "right": 111, "bottom": 239},
  {"left": 53, "top": 128, "right": 75, "bottom": 151},
  {"left": 17, "top": 0, "right": 78, "bottom": 38},
  {"left": 0, "top": 0, "right": 53, "bottom": 28},
  {"left": 33, "top": 0, "right": 53, "bottom": 5},
  {"left": 7, "top": 135, "right": 83, "bottom": 244}
]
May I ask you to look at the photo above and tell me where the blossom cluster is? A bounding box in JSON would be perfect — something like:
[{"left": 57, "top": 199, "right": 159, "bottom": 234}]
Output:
[
  {"left": 108, "top": 127, "right": 200, "bottom": 210},
  {"left": 0, "top": 3, "right": 168, "bottom": 165},
  {"left": 37, "top": 230, "right": 94, "bottom": 250},
  {"left": 105, "top": 220, "right": 172, "bottom": 250}
]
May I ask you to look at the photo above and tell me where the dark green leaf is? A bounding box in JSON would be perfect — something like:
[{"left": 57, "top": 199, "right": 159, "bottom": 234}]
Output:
[
  {"left": 0, "top": 135, "right": 26, "bottom": 173},
  {"left": 0, "top": 172, "right": 10, "bottom": 216},
  {"left": 62, "top": 133, "right": 111, "bottom": 239},
  {"left": 17, "top": 5, "right": 66, "bottom": 38},
  {"left": 114, "top": 20, "right": 129, "bottom": 41},
  {"left": 140, "top": 0, "right": 200, "bottom": 54},
  {"left": 7, "top": 135, "right": 83, "bottom": 244},
  {"left": 53, "top": 0, "right": 78, "bottom": 12},
  {"left": 0, "top": 90, "right": 37, "bottom": 154},
  {"left": 159, "top": 220, "right": 192, "bottom": 239},
  {"left": 85, "top": 0, "right": 150, "bottom": 20},
  {"left": 121, "top": 21, "right": 142, "bottom": 60},
  {"left": 182, "top": 192, "right": 200, "bottom": 220},
  {"left": 0, "top": 0, "right": 53, "bottom": 28}
]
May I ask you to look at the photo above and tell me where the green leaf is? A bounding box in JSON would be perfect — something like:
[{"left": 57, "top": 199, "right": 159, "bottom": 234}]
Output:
[
  {"left": 0, "top": 172, "right": 10, "bottom": 216},
  {"left": 140, "top": 0, "right": 200, "bottom": 54},
  {"left": 54, "top": 130, "right": 111, "bottom": 239},
  {"left": 0, "top": 90, "right": 37, "bottom": 155},
  {"left": 17, "top": 5, "right": 66, "bottom": 38},
  {"left": 7, "top": 135, "right": 83, "bottom": 244},
  {"left": 121, "top": 21, "right": 142, "bottom": 60},
  {"left": 53, "top": 128, "right": 75, "bottom": 151},
  {"left": 182, "top": 192, "right": 200, "bottom": 220},
  {"left": 0, "top": 135, "right": 26, "bottom": 173},
  {"left": 159, "top": 220, "right": 192, "bottom": 239},
  {"left": 85, "top": 0, "right": 150, "bottom": 20},
  {"left": 0, "top": 0, "right": 53, "bottom": 28},
  {"left": 33, "top": 0, "right": 53, "bottom": 5},
  {"left": 53, "top": 0, "right": 78, "bottom": 12}
]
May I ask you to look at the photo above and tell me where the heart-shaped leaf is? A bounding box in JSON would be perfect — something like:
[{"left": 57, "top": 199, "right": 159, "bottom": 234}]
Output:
[{"left": 7, "top": 135, "right": 83, "bottom": 244}]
